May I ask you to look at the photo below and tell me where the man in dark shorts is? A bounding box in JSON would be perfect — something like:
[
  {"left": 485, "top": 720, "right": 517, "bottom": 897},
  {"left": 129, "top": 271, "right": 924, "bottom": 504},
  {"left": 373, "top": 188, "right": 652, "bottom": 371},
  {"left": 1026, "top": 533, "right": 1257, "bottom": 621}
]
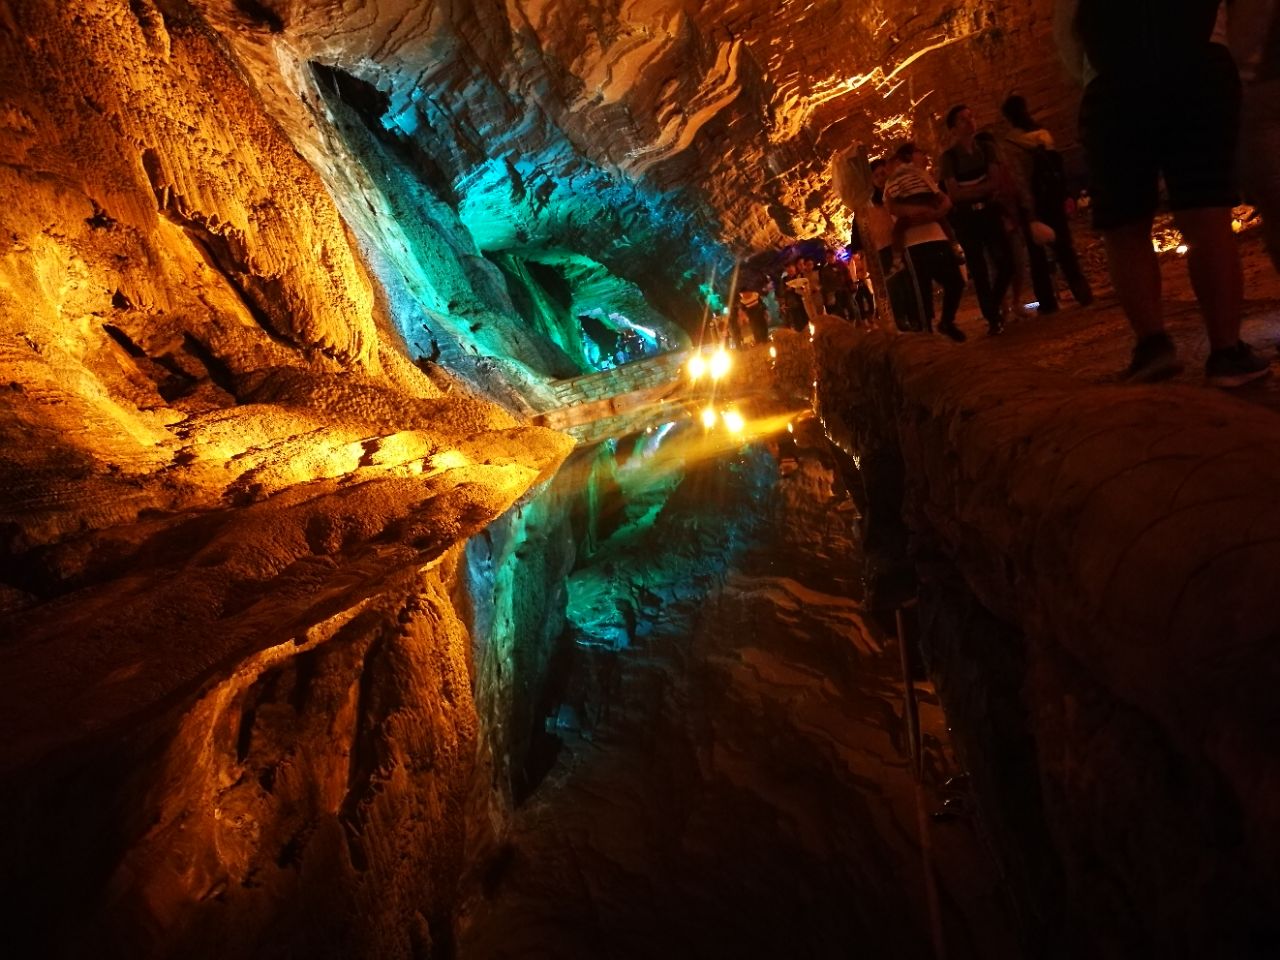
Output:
[{"left": 1057, "top": 0, "right": 1271, "bottom": 386}]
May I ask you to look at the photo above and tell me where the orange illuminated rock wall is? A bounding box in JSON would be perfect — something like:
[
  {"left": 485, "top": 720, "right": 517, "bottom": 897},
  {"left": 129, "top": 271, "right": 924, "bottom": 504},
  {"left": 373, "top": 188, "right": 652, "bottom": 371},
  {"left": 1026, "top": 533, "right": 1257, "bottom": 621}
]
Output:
[{"left": 0, "top": 0, "right": 1084, "bottom": 955}]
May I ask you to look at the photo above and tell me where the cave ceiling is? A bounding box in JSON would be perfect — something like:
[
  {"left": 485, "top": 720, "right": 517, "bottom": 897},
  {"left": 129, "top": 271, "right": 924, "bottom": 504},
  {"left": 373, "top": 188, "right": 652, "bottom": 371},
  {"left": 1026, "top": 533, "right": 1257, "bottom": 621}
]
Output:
[
  {"left": 202, "top": 0, "right": 1074, "bottom": 308},
  {"left": 0, "top": 0, "right": 1073, "bottom": 588}
]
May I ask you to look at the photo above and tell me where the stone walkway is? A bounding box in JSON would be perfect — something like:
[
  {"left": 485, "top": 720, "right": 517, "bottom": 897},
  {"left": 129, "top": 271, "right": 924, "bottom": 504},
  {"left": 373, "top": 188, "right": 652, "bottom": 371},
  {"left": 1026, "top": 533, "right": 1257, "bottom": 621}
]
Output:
[{"left": 938, "top": 230, "right": 1280, "bottom": 409}]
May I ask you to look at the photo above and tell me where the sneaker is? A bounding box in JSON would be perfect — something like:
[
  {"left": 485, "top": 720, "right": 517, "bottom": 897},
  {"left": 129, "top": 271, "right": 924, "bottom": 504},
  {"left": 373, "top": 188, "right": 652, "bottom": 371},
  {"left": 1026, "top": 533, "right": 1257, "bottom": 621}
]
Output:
[
  {"left": 1205, "top": 341, "right": 1272, "bottom": 388},
  {"left": 1123, "top": 333, "right": 1183, "bottom": 382}
]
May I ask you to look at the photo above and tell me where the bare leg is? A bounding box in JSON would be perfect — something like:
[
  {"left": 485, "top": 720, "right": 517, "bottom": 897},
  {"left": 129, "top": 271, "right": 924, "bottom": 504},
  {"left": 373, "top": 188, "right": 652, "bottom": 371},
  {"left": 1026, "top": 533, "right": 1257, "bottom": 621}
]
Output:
[
  {"left": 1173, "top": 207, "right": 1243, "bottom": 351},
  {"left": 1102, "top": 218, "right": 1162, "bottom": 339}
]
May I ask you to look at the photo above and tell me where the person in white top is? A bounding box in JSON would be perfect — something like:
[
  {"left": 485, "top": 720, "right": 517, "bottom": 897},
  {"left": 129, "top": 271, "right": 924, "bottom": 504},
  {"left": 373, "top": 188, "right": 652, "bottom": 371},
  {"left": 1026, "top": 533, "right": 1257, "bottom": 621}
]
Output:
[{"left": 884, "top": 143, "right": 967, "bottom": 342}]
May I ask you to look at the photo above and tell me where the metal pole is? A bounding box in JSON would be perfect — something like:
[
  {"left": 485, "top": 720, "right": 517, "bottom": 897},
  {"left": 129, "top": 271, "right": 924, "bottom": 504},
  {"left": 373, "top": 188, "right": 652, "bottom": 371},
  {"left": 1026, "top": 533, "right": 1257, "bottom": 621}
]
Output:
[{"left": 897, "top": 602, "right": 948, "bottom": 960}]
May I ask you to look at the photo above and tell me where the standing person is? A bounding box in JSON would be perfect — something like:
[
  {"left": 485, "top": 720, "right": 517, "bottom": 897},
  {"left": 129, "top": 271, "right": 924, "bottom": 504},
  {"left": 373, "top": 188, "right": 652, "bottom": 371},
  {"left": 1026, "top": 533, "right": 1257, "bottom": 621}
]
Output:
[
  {"left": 733, "top": 288, "right": 770, "bottom": 346},
  {"left": 777, "top": 263, "right": 808, "bottom": 331},
  {"left": 1001, "top": 94, "right": 1095, "bottom": 311},
  {"left": 885, "top": 143, "right": 967, "bottom": 342},
  {"left": 868, "top": 159, "right": 922, "bottom": 331},
  {"left": 1229, "top": 0, "right": 1280, "bottom": 273},
  {"left": 849, "top": 252, "right": 877, "bottom": 326},
  {"left": 1056, "top": 0, "right": 1270, "bottom": 385},
  {"left": 940, "top": 105, "right": 1017, "bottom": 335},
  {"left": 796, "top": 257, "right": 825, "bottom": 321},
  {"left": 820, "top": 250, "right": 851, "bottom": 320}
]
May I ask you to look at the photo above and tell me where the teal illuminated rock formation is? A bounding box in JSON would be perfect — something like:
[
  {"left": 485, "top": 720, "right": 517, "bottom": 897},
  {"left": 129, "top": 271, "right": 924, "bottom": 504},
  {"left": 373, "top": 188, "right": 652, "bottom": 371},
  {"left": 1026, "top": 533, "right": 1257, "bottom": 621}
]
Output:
[{"left": 0, "top": 0, "right": 1092, "bottom": 956}]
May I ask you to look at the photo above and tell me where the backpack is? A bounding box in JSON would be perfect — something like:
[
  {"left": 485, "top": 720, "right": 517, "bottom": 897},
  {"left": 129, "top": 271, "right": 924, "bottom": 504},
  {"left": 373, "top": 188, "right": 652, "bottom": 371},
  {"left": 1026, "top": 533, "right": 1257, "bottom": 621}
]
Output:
[{"left": 1028, "top": 145, "right": 1066, "bottom": 218}]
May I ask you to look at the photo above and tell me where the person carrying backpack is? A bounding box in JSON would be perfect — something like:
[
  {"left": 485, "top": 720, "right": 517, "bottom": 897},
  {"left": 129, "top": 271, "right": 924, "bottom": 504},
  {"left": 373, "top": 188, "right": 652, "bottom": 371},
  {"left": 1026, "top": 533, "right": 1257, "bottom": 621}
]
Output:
[{"left": 1001, "top": 94, "right": 1094, "bottom": 312}]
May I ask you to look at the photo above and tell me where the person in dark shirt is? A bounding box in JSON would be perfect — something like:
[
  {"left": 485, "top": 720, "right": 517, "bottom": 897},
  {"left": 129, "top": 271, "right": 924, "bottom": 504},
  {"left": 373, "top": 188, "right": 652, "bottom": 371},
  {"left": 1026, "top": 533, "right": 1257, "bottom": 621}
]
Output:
[
  {"left": 940, "top": 105, "right": 1017, "bottom": 335},
  {"left": 732, "top": 289, "right": 770, "bottom": 346},
  {"left": 1057, "top": 0, "right": 1271, "bottom": 386},
  {"left": 1001, "top": 95, "right": 1095, "bottom": 311}
]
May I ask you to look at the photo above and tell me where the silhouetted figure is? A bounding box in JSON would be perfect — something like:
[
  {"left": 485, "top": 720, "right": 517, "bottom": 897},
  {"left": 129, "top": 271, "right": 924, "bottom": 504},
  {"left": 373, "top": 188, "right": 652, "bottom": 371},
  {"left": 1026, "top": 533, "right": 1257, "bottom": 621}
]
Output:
[
  {"left": 732, "top": 289, "right": 770, "bottom": 345},
  {"left": 1057, "top": 0, "right": 1271, "bottom": 385},
  {"left": 777, "top": 263, "right": 808, "bottom": 331},
  {"left": 1001, "top": 94, "right": 1094, "bottom": 312}
]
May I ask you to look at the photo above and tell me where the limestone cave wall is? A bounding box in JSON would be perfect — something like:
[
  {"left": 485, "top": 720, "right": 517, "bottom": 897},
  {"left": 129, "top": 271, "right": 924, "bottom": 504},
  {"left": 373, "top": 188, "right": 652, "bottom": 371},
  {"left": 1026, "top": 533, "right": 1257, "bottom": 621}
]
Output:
[{"left": 0, "top": 0, "right": 1091, "bottom": 955}]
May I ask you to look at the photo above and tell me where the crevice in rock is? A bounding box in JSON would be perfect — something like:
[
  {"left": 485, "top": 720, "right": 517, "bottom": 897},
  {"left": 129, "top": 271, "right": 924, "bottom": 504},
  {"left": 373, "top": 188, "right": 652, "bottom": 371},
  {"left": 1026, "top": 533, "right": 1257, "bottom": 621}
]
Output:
[
  {"left": 101, "top": 323, "right": 146, "bottom": 359},
  {"left": 232, "top": 0, "right": 284, "bottom": 34},
  {"left": 180, "top": 331, "right": 239, "bottom": 398}
]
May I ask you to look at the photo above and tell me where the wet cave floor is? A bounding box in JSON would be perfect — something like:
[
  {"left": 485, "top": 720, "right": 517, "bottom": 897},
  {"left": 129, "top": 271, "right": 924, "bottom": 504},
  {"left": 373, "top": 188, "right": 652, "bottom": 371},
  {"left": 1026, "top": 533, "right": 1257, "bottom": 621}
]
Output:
[{"left": 458, "top": 397, "right": 1019, "bottom": 959}]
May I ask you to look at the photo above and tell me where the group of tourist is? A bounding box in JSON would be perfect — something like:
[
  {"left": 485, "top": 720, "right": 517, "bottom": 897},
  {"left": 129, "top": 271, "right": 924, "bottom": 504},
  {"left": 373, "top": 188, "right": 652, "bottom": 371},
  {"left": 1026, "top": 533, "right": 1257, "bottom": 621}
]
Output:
[
  {"left": 720, "top": 251, "right": 875, "bottom": 348},
  {"left": 725, "top": 0, "right": 1280, "bottom": 389},
  {"left": 862, "top": 97, "right": 1093, "bottom": 344}
]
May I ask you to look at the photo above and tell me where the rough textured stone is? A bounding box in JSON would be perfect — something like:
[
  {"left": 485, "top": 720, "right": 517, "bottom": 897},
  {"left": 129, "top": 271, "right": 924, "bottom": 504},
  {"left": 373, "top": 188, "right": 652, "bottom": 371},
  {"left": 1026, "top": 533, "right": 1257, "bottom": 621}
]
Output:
[
  {"left": 816, "top": 320, "right": 1280, "bottom": 954},
  {"left": 0, "top": 0, "right": 1170, "bottom": 954}
]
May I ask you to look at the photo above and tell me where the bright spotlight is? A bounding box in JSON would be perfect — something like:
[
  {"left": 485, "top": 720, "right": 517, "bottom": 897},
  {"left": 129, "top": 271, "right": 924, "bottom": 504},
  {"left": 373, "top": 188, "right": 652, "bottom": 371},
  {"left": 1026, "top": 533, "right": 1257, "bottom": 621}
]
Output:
[
  {"left": 768, "top": 345, "right": 777, "bottom": 359},
  {"left": 1176, "top": 244, "right": 1189, "bottom": 255},
  {"left": 808, "top": 323, "right": 815, "bottom": 336},
  {"left": 722, "top": 409, "right": 745, "bottom": 434},
  {"left": 709, "top": 347, "right": 731, "bottom": 380},
  {"left": 700, "top": 406, "right": 717, "bottom": 429},
  {"left": 688, "top": 352, "right": 706, "bottom": 380},
  {"left": 786, "top": 421, "right": 794, "bottom": 434}
]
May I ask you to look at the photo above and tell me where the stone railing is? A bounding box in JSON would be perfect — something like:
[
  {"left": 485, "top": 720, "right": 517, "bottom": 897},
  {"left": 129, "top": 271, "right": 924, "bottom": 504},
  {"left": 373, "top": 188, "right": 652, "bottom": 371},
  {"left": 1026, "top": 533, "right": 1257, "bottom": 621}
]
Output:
[{"left": 811, "top": 318, "right": 1280, "bottom": 956}]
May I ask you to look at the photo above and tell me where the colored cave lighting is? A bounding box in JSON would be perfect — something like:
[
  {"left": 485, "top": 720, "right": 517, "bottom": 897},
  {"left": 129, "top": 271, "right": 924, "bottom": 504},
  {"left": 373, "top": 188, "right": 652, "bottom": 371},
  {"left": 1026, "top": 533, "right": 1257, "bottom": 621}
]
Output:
[
  {"left": 701, "top": 406, "right": 718, "bottom": 429},
  {"left": 709, "top": 347, "right": 731, "bottom": 380}
]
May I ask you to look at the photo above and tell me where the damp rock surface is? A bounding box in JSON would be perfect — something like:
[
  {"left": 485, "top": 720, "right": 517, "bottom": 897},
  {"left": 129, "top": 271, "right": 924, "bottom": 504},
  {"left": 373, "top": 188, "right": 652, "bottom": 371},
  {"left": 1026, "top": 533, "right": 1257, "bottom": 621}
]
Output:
[{"left": 458, "top": 425, "right": 1016, "bottom": 960}]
